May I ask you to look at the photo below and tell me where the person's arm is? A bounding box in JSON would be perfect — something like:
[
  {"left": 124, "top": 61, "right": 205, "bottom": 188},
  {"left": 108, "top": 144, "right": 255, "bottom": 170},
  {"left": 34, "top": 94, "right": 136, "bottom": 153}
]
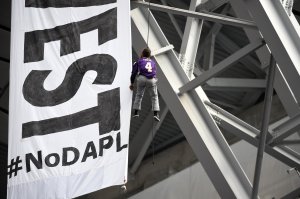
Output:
[
  {"left": 130, "top": 61, "right": 138, "bottom": 90},
  {"left": 287, "top": 0, "right": 294, "bottom": 16}
]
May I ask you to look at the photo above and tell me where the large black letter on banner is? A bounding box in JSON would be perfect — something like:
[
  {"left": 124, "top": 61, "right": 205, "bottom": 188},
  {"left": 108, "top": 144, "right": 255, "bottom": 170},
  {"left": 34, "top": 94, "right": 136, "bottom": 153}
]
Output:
[
  {"left": 23, "top": 54, "right": 117, "bottom": 106},
  {"left": 26, "top": 0, "right": 116, "bottom": 8},
  {"left": 22, "top": 87, "right": 120, "bottom": 138},
  {"left": 24, "top": 8, "right": 116, "bottom": 63},
  {"left": 25, "top": 151, "right": 43, "bottom": 172}
]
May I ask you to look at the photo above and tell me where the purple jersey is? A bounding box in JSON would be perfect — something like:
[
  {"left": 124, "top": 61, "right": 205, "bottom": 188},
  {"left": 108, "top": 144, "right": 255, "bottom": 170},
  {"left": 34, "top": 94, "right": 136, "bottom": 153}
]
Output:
[{"left": 131, "top": 57, "right": 157, "bottom": 83}]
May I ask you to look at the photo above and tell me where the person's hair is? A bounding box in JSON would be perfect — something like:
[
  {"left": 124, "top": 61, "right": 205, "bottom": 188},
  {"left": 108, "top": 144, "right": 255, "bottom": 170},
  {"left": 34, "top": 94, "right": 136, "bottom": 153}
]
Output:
[{"left": 141, "top": 48, "right": 151, "bottom": 58}]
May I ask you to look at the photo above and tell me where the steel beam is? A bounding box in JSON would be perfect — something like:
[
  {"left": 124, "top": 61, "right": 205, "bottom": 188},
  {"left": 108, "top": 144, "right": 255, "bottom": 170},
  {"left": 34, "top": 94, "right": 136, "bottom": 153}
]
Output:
[
  {"left": 132, "top": 7, "right": 253, "bottom": 198},
  {"left": 252, "top": 56, "right": 276, "bottom": 199},
  {"left": 196, "top": 4, "right": 230, "bottom": 64},
  {"left": 230, "top": 0, "right": 300, "bottom": 119},
  {"left": 197, "top": 23, "right": 265, "bottom": 109},
  {"left": 179, "top": 0, "right": 203, "bottom": 78},
  {"left": 269, "top": 113, "right": 300, "bottom": 145},
  {"left": 243, "top": 0, "right": 300, "bottom": 105},
  {"left": 274, "top": 66, "right": 300, "bottom": 117},
  {"left": 210, "top": 99, "right": 239, "bottom": 110},
  {"left": 152, "top": 45, "right": 174, "bottom": 56},
  {"left": 229, "top": 0, "right": 271, "bottom": 68},
  {"left": 202, "top": 33, "right": 216, "bottom": 70},
  {"left": 275, "top": 140, "right": 300, "bottom": 146},
  {"left": 204, "top": 78, "right": 266, "bottom": 91},
  {"left": 215, "top": 32, "right": 264, "bottom": 76},
  {"left": 205, "top": 101, "right": 300, "bottom": 168},
  {"left": 197, "top": 24, "right": 220, "bottom": 66},
  {"left": 179, "top": 40, "right": 265, "bottom": 94},
  {"left": 131, "top": 1, "right": 257, "bottom": 29}
]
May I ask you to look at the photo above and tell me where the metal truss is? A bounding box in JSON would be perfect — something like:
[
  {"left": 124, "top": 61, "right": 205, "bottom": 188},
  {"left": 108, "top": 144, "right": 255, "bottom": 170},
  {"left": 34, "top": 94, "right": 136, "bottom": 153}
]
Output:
[
  {"left": 229, "top": 0, "right": 300, "bottom": 118},
  {"left": 179, "top": 39, "right": 265, "bottom": 94},
  {"left": 131, "top": 1, "right": 256, "bottom": 29},
  {"left": 205, "top": 101, "right": 300, "bottom": 168},
  {"left": 179, "top": 0, "right": 203, "bottom": 78},
  {"left": 251, "top": 55, "right": 276, "bottom": 199},
  {"left": 131, "top": 0, "right": 300, "bottom": 198},
  {"left": 131, "top": 5, "right": 253, "bottom": 199},
  {"left": 240, "top": 0, "right": 300, "bottom": 114}
]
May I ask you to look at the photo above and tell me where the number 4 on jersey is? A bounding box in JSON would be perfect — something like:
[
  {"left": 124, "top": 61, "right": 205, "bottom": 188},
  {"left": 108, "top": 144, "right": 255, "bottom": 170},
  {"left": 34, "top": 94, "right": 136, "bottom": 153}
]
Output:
[{"left": 145, "top": 62, "right": 152, "bottom": 73}]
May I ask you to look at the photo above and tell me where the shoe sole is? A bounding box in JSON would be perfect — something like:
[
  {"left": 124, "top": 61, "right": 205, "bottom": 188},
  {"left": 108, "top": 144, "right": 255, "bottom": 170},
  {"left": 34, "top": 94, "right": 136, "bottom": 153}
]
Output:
[{"left": 153, "top": 116, "right": 160, "bottom": 122}]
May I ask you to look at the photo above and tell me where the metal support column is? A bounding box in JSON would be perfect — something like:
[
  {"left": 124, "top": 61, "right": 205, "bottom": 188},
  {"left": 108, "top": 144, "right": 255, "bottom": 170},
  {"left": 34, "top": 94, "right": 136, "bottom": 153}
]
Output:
[
  {"left": 229, "top": 0, "right": 271, "bottom": 68},
  {"left": 131, "top": 7, "right": 253, "bottom": 198},
  {"left": 252, "top": 56, "right": 276, "bottom": 199},
  {"left": 197, "top": 3, "right": 229, "bottom": 65},
  {"left": 132, "top": 1, "right": 256, "bottom": 29},
  {"left": 202, "top": 33, "right": 216, "bottom": 70},
  {"left": 243, "top": 0, "right": 300, "bottom": 105},
  {"left": 230, "top": 0, "right": 300, "bottom": 119},
  {"left": 179, "top": 0, "right": 203, "bottom": 78}
]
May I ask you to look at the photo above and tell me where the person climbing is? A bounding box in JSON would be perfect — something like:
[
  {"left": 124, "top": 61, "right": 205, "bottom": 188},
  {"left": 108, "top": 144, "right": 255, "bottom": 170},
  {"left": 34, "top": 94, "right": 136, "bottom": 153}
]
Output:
[
  {"left": 281, "top": 0, "right": 294, "bottom": 16},
  {"left": 130, "top": 48, "right": 160, "bottom": 122}
]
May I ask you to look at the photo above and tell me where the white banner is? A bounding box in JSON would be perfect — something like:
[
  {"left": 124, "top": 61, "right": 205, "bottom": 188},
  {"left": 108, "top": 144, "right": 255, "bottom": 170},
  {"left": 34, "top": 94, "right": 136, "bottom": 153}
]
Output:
[{"left": 8, "top": 0, "right": 132, "bottom": 198}]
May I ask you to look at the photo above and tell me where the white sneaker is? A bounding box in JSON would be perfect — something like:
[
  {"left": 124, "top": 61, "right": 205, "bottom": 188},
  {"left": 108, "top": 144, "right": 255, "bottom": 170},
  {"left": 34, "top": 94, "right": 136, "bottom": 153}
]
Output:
[
  {"left": 153, "top": 115, "right": 160, "bottom": 122},
  {"left": 132, "top": 114, "right": 139, "bottom": 118}
]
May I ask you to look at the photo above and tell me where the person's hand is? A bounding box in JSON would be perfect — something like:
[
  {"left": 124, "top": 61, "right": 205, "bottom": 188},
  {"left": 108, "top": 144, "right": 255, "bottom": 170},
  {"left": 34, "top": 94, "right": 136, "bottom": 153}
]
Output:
[{"left": 129, "top": 84, "right": 134, "bottom": 90}]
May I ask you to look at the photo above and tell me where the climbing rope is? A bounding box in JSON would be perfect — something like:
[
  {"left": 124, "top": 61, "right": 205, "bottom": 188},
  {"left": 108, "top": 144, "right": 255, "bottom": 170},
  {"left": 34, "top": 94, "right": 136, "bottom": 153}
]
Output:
[
  {"left": 146, "top": 0, "right": 155, "bottom": 165},
  {"left": 146, "top": 0, "right": 151, "bottom": 47},
  {"left": 152, "top": 111, "right": 155, "bottom": 165}
]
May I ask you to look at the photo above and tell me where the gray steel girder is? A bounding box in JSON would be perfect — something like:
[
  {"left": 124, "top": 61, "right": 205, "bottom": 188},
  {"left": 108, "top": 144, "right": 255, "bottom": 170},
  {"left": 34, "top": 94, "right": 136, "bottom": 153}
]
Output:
[{"left": 131, "top": 7, "right": 253, "bottom": 199}]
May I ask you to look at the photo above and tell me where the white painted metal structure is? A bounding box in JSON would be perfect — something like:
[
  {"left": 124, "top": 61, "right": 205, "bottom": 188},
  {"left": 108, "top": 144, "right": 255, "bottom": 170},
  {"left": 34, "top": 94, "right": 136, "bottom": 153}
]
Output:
[
  {"left": 130, "top": 0, "right": 300, "bottom": 198},
  {"left": 1, "top": 0, "right": 300, "bottom": 198},
  {"left": 132, "top": 6, "right": 253, "bottom": 199}
]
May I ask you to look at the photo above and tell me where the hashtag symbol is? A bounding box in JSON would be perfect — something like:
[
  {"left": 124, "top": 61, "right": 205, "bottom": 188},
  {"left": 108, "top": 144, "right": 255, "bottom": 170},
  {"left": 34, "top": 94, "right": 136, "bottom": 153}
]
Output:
[{"left": 7, "top": 156, "right": 23, "bottom": 178}]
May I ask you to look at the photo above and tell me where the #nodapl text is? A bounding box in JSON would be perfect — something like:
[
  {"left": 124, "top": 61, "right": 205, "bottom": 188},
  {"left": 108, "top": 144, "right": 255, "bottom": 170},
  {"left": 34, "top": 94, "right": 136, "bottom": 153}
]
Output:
[{"left": 25, "top": 132, "right": 127, "bottom": 172}]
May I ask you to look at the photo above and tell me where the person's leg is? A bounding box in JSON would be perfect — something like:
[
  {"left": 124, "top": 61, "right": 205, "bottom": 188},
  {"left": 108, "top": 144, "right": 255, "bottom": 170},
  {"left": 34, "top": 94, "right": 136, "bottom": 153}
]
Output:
[
  {"left": 132, "top": 76, "right": 146, "bottom": 116},
  {"left": 148, "top": 78, "right": 160, "bottom": 121}
]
